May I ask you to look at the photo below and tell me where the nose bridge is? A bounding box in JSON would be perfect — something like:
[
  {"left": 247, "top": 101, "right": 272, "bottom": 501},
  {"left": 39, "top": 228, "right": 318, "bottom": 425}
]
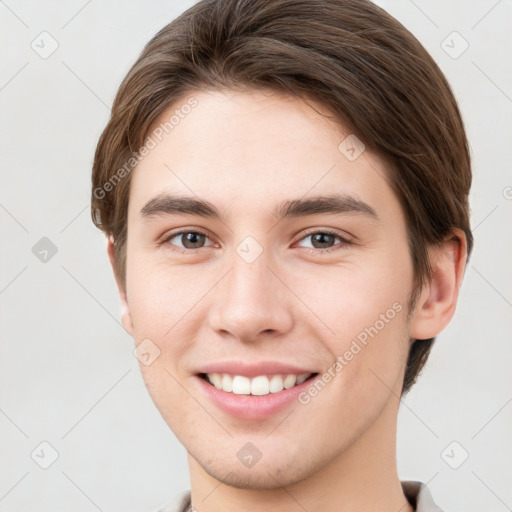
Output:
[{"left": 207, "top": 243, "right": 292, "bottom": 340}]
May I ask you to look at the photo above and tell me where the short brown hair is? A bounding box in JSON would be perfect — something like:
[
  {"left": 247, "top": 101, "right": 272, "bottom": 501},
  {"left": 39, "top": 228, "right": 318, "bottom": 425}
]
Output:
[{"left": 91, "top": 0, "right": 473, "bottom": 395}]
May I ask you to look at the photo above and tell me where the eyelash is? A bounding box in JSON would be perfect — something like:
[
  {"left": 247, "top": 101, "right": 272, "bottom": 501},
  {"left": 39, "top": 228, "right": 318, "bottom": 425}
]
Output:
[{"left": 162, "top": 228, "right": 352, "bottom": 256}]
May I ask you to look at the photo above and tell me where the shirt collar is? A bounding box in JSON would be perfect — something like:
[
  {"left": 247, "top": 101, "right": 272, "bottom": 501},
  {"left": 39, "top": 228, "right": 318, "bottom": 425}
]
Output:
[
  {"left": 163, "top": 480, "right": 443, "bottom": 512},
  {"left": 401, "top": 481, "right": 444, "bottom": 512}
]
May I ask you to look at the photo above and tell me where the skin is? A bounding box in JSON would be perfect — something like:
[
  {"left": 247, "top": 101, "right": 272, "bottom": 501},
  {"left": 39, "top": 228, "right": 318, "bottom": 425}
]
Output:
[{"left": 107, "top": 89, "right": 467, "bottom": 512}]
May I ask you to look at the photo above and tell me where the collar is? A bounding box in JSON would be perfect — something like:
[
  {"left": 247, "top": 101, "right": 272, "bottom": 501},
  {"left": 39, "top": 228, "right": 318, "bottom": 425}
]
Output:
[
  {"left": 401, "top": 481, "right": 444, "bottom": 512},
  {"left": 162, "top": 480, "right": 443, "bottom": 512}
]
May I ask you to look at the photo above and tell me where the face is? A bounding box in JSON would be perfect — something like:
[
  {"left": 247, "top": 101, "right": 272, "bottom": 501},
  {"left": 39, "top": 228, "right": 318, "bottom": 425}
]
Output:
[{"left": 118, "top": 89, "right": 418, "bottom": 489}]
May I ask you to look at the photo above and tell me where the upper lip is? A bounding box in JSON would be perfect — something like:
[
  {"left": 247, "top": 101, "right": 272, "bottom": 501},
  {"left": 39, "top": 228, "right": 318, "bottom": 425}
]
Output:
[{"left": 196, "top": 360, "right": 318, "bottom": 378}]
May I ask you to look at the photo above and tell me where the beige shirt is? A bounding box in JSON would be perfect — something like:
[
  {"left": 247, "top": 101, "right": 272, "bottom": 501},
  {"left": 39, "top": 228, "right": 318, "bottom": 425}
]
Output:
[{"left": 159, "top": 481, "right": 444, "bottom": 512}]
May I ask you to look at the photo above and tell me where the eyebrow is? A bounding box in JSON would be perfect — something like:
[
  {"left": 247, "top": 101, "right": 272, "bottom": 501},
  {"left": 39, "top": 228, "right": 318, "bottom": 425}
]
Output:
[{"left": 139, "top": 193, "right": 378, "bottom": 222}]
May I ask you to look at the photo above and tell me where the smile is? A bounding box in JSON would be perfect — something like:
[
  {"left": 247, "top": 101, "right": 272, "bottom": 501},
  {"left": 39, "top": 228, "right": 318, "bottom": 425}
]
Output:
[{"left": 200, "top": 372, "right": 318, "bottom": 395}]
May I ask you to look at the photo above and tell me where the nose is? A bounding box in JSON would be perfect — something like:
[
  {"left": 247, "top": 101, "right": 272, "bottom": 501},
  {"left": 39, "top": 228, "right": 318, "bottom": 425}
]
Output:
[{"left": 207, "top": 249, "right": 294, "bottom": 343}]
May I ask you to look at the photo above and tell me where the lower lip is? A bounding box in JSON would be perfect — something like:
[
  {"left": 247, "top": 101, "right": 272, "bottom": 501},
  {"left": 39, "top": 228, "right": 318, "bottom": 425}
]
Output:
[{"left": 195, "top": 374, "right": 318, "bottom": 420}]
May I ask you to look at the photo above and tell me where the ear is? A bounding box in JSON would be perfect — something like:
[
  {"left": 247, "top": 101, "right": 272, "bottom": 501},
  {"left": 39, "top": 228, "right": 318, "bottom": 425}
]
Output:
[
  {"left": 410, "top": 228, "right": 468, "bottom": 340},
  {"left": 106, "top": 236, "right": 133, "bottom": 335}
]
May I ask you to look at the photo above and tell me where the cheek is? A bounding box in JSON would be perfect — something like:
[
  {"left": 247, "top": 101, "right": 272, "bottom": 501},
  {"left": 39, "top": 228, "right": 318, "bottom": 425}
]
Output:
[
  {"left": 292, "top": 252, "right": 413, "bottom": 395},
  {"left": 294, "top": 275, "right": 410, "bottom": 440},
  {"left": 125, "top": 253, "right": 200, "bottom": 338},
  {"left": 125, "top": 259, "right": 203, "bottom": 430},
  {"left": 293, "top": 256, "right": 411, "bottom": 343}
]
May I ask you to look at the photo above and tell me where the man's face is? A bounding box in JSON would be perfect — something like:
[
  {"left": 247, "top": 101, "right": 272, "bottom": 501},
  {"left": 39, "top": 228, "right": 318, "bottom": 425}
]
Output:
[{"left": 121, "top": 89, "right": 416, "bottom": 488}]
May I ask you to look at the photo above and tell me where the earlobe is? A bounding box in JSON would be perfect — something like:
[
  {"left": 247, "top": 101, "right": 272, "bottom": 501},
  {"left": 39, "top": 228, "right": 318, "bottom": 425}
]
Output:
[
  {"left": 410, "top": 228, "right": 468, "bottom": 340},
  {"left": 106, "top": 236, "right": 133, "bottom": 335}
]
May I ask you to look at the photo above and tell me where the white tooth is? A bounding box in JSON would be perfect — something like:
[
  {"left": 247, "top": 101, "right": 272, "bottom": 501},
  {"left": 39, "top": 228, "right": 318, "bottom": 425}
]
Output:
[
  {"left": 221, "top": 373, "right": 233, "bottom": 392},
  {"left": 269, "top": 375, "right": 284, "bottom": 393},
  {"left": 251, "top": 375, "right": 270, "bottom": 395},
  {"left": 232, "top": 375, "right": 251, "bottom": 394},
  {"left": 211, "top": 373, "right": 308, "bottom": 394},
  {"left": 296, "top": 373, "right": 310, "bottom": 385},
  {"left": 209, "top": 373, "right": 222, "bottom": 389},
  {"left": 283, "top": 374, "right": 297, "bottom": 389}
]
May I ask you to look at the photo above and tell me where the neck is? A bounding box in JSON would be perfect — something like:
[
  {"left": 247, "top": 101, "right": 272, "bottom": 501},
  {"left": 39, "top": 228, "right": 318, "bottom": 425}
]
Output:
[{"left": 187, "top": 395, "right": 414, "bottom": 512}]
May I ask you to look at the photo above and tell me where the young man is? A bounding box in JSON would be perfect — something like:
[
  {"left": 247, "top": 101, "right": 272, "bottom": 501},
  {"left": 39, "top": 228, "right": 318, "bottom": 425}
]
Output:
[{"left": 91, "top": 0, "right": 472, "bottom": 510}]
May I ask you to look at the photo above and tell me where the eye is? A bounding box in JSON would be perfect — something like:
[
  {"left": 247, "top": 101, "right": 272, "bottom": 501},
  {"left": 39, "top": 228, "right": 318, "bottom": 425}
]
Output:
[
  {"left": 162, "top": 228, "right": 351, "bottom": 255},
  {"left": 295, "top": 229, "right": 351, "bottom": 253},
  {"left": 164, "top": 229, "right": 216, "bottom": 252}
]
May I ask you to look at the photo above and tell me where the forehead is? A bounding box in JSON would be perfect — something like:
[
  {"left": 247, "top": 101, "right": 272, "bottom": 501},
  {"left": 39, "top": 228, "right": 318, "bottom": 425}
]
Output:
[{"left": 129, "top": 89, "right": 396, "bottom": 221}]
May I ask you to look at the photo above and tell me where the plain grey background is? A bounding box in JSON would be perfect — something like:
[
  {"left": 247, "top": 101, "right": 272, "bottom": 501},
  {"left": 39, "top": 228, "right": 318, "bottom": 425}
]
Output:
[{"left": 1, "top": 1, "right": 511, "bottom": 511}]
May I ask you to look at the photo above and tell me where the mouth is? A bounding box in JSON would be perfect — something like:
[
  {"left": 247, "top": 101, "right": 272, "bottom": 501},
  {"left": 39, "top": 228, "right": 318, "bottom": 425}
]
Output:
[{"left": 198, "top": 372, "right": 319, "bottom": 396}]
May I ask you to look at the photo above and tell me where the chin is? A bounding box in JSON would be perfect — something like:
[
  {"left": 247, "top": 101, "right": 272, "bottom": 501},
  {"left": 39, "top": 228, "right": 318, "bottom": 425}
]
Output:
[
  {"left": 207, "top": 465, "right": 307, "bottom": 490},
  {"left": 190, "top": 444, "right": 321, "bottom": 490}
]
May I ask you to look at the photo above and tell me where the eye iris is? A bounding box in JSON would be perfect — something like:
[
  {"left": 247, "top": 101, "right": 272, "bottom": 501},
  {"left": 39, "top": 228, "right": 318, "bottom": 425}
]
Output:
[
  {"left": 311, "top": 233, "right": 335, "bottom": 249},
  {"left": 182, "top": 232, "right": 205, "bottom": 249}
]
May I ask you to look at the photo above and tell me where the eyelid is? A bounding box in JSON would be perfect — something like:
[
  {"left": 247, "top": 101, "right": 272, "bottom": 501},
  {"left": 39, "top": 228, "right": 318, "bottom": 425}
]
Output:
[
  {"left": 299, "top": 227, "right": 355, "bottom": 240},
  {"left": 295, "top": 227, "right": 354, "bottom": 243}
]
